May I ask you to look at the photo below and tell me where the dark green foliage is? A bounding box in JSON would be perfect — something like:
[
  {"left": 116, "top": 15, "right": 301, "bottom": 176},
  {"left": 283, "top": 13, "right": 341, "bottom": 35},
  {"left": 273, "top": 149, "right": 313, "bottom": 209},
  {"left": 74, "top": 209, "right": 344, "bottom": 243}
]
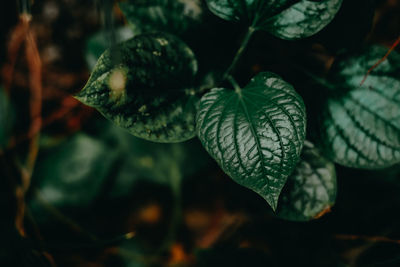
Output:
[
  {"left": 31, "top": 120, "right": 213, "bottom": 210},
  {"left": 75, "top": 0, "right": 399, "bottom": 218},
  {"left": 205, "top": 0, "right": 343, "bottom": 39},
  {"left": 319, "top": 46, "right": 400, "bottom": 169},
  {"left": 4, "top": 0, "right": 400, "bottom": 266},
  {"left": 196, "top": 72, "right": 306, "bottom": 210},
  {"left": 76, "top": 33, "right": 199, "bottom": 142},
  {"left": 119, "top": 0, "right": 203, "bottom": 35},
  {"left": 277, "top": 141, "right": 336, "bottom": 221}
]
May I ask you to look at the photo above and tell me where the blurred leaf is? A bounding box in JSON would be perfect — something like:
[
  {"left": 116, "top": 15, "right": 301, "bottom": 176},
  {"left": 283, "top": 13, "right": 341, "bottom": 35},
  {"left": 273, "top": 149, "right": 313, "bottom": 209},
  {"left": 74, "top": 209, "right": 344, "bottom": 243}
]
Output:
[
  {"left": 85, "top": 26, "right": 137, "bottom": 71},
  {"left": 319, "top": 46, "right": 400, "bottom": 169},
  {"left": 119, "top": 0, "right": 204, "bottom": 35},
  {"left": 205, "top": 0, "right": 342, "bottom": 39},
  {"left": 97, "top": 120, "right": 214, "bottom": 198},
  {"left": 76, "top": 33, "right": 199, "bottom": 143},
  {"left": 0, "top": 87, "right": 13, "bottom": 149},
  {"left": 277, "top": 141, "right": 337, "bottom": 221},
  {"left": 196, "top": 72, "right": 306, "bottom": 210},
  {"left": 30, "top": 118, "right": 214, "bottom": 208},
  {"left": 31, "top": 134, "right": 119, "bottom": 209}
]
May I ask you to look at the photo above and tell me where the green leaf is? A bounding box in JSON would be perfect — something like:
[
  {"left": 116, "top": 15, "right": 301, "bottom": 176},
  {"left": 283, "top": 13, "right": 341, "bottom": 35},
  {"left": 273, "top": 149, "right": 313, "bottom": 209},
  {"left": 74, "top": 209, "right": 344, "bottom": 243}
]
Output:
[
  {"left": 320, "top": 46, "right": 400, "bottom": 169},
  {"left": 265, "top": 0, "right": 343, "bottom": 40},
  {"left": 97, "top": 120, "right": 214, "bottom": 198},
  {"left": 277, "top": 141, "right": 337, "bottom": 221},
  {"left": 196, "top": 72, "right": 306, "bottom": 210},
  {"left": 76, "top": 33, "right": 199, "bottom": 143},
  {"left": 32, "top": 134, "right": 118, "bottom": 208},
  {"left": 85, "top": 26, "right": 136, "bottom": 71},
  {"left": 30, "top": 119, "right": 214, "bottom": 211},
  {"left": 205, "top": 0, "right": 342, "bottom": 40},
  {"left": 119, "top": 0, "right": 203, "bottom": 35},
  {"left": 0, "top": 87, "right": 12, "bottom": 149}
]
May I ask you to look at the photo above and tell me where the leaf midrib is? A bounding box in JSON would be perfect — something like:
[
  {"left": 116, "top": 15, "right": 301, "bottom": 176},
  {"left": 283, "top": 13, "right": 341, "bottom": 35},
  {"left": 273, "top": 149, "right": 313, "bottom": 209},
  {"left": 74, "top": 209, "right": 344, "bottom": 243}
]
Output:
[{"left": 239, "top": 91, "right": 286, "bottom": 202}]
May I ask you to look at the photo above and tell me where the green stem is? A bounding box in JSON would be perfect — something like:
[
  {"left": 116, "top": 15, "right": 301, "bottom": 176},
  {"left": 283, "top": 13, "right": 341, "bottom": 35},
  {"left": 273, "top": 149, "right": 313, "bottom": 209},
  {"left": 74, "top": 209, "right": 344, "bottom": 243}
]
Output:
[
  {"left": 223, "top": 26, "right": 256, "bottom": 80},
  {"left": 227, "top": 75, "right": 242, "bottom": 94}
]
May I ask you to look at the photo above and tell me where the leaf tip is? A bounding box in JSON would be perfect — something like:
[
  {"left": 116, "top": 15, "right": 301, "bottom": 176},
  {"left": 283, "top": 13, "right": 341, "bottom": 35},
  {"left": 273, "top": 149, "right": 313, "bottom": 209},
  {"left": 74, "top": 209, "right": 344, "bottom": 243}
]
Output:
[{"left": 266, "top": 196, "right": 279, "bottom": 212}]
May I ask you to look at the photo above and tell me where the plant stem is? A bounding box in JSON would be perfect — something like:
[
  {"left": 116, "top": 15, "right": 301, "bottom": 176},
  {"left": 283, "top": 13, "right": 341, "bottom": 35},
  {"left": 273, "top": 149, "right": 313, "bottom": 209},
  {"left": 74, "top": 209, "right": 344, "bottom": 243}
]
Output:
[
  {"left": 223, "top": 26, "right": 256, "bottom": 80},
  {"left": 227, "top": 75, "right": 242, "bottom": 94}
]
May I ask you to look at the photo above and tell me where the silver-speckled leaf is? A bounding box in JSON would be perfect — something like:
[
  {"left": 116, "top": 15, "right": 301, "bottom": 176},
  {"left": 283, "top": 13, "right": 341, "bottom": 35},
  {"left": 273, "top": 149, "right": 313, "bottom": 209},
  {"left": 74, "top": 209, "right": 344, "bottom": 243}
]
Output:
[
  {"left": 265, "top": 0, "right": 343, "bottom": 40},
  {"left": 76, "top": 33, "right": 199, "bottom": 143},
  {"left": 205, "top": 0, "right": 342, "bottom": 40},
  {"left": 197, "top": 72, "right": 306, "bottom": 210},
  {"left": 277, "top": 141, "right": 337, "bottom": 221},
  {"left": 119, "top": 0, "right": 203, "bottom": 35},
  {"left": 206, "top": 0, "right": 297, "bottom": 23},
  {"left": 320, "top": 46, "right": 400, "bottom": 169}
]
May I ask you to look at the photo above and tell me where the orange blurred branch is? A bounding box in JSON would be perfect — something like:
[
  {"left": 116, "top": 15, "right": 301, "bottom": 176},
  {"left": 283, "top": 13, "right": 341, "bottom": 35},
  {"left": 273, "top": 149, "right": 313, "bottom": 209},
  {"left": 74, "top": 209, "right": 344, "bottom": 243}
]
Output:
[
  {"left": 360, "top": 36, "right": 400, "bottom": 86},
  {"left": 3, "top": 12, "right": 43, "bottom": 237},
  {"left": 335, "top": 234, "right": 400, "bottom": 245}
]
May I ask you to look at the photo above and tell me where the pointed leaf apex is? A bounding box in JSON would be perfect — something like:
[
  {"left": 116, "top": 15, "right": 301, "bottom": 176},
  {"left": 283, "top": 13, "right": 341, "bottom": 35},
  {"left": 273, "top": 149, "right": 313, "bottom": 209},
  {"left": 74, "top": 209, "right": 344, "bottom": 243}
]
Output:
[{"left": 267, "top": 196, "right": 278, "bottom": 212}]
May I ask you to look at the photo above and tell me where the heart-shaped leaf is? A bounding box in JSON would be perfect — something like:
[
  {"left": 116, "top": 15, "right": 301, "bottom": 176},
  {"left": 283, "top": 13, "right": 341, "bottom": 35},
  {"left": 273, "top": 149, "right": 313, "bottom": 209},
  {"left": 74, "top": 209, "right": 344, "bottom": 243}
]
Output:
[
  {"left": 119, "top": 0, "right": 204, "bottom": 35},
  {"left": 319, "top": 46, "right": 400, "bottom": 169},
  {"left": 76, "top": 33, "right": 199, "bottom": 143},
  {"left": 206, "top": 0, "right": 342, "bottom": 40},
  {"left": 277, "top": 141, "right": 337, "bottom": 221},
  {"left": 196, "top": 72, "right": 306, "bottom": 210}
]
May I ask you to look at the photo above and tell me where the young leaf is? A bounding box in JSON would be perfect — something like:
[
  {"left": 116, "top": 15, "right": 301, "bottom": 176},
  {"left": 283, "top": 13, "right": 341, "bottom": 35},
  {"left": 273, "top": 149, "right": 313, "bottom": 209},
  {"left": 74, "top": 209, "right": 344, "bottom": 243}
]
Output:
[
  {"left": 0, "top": 87, "right": 12, "bottom": 149},
  {"left": 196, "top": 72, "right": 306, "bottom": 210},
  {"left": 119, "top": 0, "right": 203, "bottom": 35},
  {"left": 31, "top": 134, "right": 118, "bottom": 208},
  {"left": 76, "top": 33, "right": 199, "bottom": 143},
  {"left": 320, "top": 46, "right": 400, "bottom": 169},
  {"left": 277, "top": 141, "right": 337, "bottom": 221},
  {"left": 205, "top": 0, "right": 342, "bottom": 39}
]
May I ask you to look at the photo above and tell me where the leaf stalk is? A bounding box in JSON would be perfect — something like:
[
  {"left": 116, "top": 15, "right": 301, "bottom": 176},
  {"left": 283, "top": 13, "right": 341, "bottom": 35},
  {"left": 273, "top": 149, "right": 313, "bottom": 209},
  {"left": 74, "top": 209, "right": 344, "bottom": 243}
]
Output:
[{"left": 223, "top": 26, "right": 256, "bottom": 80}]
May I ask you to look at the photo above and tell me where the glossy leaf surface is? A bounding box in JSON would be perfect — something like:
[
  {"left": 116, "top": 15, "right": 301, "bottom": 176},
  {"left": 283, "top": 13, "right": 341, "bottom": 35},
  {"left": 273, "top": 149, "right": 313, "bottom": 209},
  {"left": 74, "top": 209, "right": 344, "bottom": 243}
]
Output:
[
  {"left": 277, "top": 141, "right": 337, "bottom": 221},
  {"left": 76, "top": 33, "right": 199, "bottom": 143},
  {"left": 265, "top": 0, "right": 343, "bottom": 40},
  {"left": 206, "top": 0, "right": 342, "bottom": 39},
  {"left": 320, "top": 46, "right": 400, "bottom": 169},
  {"left": 197, "top": 72, "right": 306, "bottom": 210}
]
